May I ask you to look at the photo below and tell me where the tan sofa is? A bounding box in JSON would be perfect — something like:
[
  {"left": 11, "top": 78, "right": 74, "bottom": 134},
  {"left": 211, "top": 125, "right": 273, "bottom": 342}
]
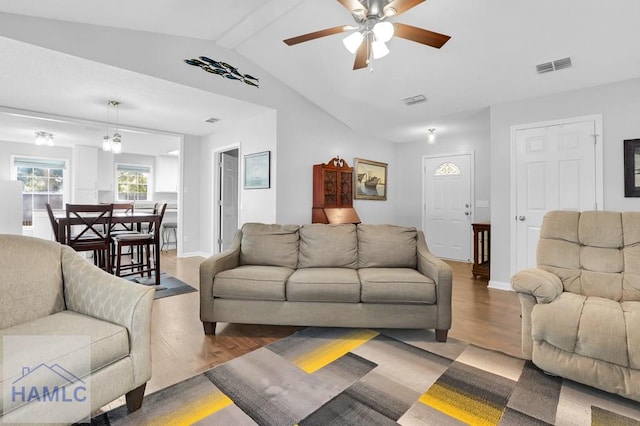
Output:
[
  {"left": 512, "top": 211, "right": 640, "bottom": 402},
  {"left": 200, "top": 223, "right": 452, "bottom": 341},
  {"left": 0, "top": 235, "right": 155, "bottom": 424}
]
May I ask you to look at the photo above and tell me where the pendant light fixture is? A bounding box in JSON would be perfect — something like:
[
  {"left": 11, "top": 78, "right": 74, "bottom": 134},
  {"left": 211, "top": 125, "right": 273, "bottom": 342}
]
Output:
[{"left": 102, "top": 100, "right": 123, "bottom": 153}]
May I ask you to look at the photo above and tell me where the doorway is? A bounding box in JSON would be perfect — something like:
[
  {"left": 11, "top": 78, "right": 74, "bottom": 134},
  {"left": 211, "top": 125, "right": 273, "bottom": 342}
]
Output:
[
  {"left": 215, "top": 148, "right": 239, "bottom": 253},
  {"left": 423, "top": 152, "right": 474, "bottom": 261},
  {"left": 511, "top": 115, "right": 603, "bottom": 272}
]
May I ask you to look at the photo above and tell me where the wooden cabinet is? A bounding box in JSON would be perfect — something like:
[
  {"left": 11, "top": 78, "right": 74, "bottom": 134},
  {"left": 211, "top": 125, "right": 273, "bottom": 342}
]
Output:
[
  {"left": 472, "top": 222, "right": 491, "bottom": 279},
  {"left": 97, "top": 149, "right": 114, "bottom": 191},
  {"left": 155, "top": 155, "right": 179, "bottom": 193},
  {"left": 72, "top": 145, "right": 98, "bottom": 203},
  {"left": 312, "top": 157, "right": 360, "bottom": 224}
]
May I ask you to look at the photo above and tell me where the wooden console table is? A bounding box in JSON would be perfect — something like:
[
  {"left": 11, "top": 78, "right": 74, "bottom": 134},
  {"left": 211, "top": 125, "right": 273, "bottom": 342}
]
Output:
[{"left": 472, "top": 222, "right": 491, "bottom": 279}]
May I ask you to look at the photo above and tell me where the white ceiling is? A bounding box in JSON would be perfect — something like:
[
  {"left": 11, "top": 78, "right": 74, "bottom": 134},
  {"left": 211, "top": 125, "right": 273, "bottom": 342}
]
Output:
[{"left": 1, "top": 0, "right": 640, "bottom": 149}]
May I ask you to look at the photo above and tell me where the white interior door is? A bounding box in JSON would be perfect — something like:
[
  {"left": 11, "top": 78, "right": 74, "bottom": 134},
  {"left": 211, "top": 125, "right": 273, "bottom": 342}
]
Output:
[
  {"left": 423, "top": 153, "right": 473, "bottom": 261},
  {"left": 514, "top": 118, "right": 601, "bottom": 271},
  {"left": 218, "top": 150, "right": 239, "bottom": 252}
]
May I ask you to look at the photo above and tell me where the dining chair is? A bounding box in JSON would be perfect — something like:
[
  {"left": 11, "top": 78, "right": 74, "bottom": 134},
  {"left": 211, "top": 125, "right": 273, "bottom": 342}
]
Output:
[
  {"left": 113, "top": 203, "right": 166, "bottom": 279},
  {"left": 109, "top": 202, "right": 138, "bottom": 264},
  {"left": 45, "top": 203, "right": 60, "bottom": 242},
  {"left": 65, "top": 203, "right": 114, "bottom": 272}
]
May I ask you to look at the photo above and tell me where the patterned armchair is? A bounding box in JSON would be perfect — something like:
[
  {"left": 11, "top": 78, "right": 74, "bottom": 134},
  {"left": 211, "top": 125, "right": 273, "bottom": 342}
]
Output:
[{"left": 0, "top": 235, "right": 154, "bottom": 423}]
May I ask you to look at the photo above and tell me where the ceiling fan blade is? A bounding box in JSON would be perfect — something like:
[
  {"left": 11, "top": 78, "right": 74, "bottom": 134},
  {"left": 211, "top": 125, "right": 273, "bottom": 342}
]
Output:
[
  {"left": 393, "top": 22, "right": 451, "bottom": 48},
  {"left": 353, "top": 39, "right": 369, "bottom": 70},
  {"left": 284, "top": 26, "right": 351, "bottom": 46},
  {"left": 337, "top": 0, "right": 367, "bottom": 14},
  {"left": 384, "top": 0, "right": 425, "bottom": 16}
]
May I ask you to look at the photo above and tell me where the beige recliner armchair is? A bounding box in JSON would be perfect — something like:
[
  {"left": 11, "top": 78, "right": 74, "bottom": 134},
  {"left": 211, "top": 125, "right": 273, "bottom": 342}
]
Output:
[
  {"left": 0, "top": 235, "right": 155, "bottom": 424},
  {"left": 512, "top": 210, "right": 640, "bottom": 402}
]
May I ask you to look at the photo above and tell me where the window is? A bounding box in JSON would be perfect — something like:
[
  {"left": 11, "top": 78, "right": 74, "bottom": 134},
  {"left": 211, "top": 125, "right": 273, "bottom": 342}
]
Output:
[
  {"left": 13, "top": 157, "right": 67, "bottom": 226},
  {"left": 117, "top": 164, "right": 151, "bottom": 201},
  {"left": 434, "top": 162, "right": 461, "bottom": 176}
]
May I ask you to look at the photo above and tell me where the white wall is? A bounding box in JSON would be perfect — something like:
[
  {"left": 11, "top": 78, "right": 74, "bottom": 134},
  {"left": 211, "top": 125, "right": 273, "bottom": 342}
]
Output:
[
  {"left": 181, "top": 134, "right": 202, "bottom": 256},
  {"left": 396, "top": 108, "right": 491, "bottom": 230},
  {"left": 490, "top": 77, "right": 640, "bottom": 287}
]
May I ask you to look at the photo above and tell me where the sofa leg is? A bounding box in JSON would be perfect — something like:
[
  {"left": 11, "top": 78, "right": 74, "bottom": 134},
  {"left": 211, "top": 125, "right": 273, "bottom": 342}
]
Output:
[
  {"left": 203, "top": 321, "right": 216, "bottom": 335},
  {"left": 435, "top": 329, "right": 448, "bottom": 342},
  {"left": 125, "top": 383, "right": 146, "bottom": 413}
]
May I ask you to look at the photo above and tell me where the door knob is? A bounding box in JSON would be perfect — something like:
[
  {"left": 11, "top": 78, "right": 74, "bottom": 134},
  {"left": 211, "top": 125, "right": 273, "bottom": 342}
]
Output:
[
  {"left": 465, "top": 203, "right": 471, "bottom": 208},
  {"left": 465, "top": 211, "right": 470, "bottom": 216},
  {"left": 518, "top": 216, "right": 526, "bottom": 221}
]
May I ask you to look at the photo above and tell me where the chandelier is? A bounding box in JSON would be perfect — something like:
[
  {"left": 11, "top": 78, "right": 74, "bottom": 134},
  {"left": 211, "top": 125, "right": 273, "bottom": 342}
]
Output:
[
  {"left": 35, "top": 131, "right": 54, "bottom": 146},
  {"left": 102, "top": 100, "right": 122, "bottom": 154}
]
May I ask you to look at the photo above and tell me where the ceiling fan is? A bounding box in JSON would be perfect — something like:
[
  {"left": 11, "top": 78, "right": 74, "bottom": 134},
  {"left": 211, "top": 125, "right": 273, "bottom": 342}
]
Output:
[{"left": 283, "top": 0, "right": 451, "bottom": 70}]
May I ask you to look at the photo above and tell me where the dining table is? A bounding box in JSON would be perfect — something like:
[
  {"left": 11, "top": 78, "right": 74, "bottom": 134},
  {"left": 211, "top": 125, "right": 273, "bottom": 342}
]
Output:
[{"left": 54, "top": 210, "right": 163, "bottom": 285}]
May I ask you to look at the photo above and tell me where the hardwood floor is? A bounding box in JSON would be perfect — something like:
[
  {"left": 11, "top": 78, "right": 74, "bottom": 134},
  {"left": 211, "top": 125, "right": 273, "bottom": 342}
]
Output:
[{"left": 113, "top": 251, "right": 522, "bottom": 405}]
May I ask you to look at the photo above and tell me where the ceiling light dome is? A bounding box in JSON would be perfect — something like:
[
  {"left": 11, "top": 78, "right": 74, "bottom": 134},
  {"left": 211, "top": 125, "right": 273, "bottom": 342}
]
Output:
[
  {"left": 373, "top": 21, "right": 394, "bottom": 43},
  {"left": 343, "top": 31, "right": 364, "bottom": 54}
]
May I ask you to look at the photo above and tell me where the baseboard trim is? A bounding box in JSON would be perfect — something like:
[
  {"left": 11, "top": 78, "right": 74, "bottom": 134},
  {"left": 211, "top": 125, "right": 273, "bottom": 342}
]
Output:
[
  {"left": 488, "top": 280, "right": 514, "bottom": 292},
  {"left": 180, "top": 251, "right": 210, "bottom": 258}
]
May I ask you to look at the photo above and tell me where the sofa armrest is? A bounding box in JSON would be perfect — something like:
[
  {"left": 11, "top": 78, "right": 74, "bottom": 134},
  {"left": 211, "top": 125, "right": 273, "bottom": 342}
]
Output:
[
  {"left": 199, "top": 230, "right": 241, "bottom": 320},
  {"left": 511, "top": 268, "right": 563, "bottom": 304},
  {"left": 416, "top": 231, "right": 453, "bottom": 330},
  {"left": 60, "top": 246, "right": 155, "bottom": 386}
]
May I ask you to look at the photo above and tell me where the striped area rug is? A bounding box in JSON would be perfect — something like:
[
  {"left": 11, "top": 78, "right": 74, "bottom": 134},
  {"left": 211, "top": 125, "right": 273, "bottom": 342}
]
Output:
[{"left": 93, "top": 327, "right": 640, "bottom": 425}]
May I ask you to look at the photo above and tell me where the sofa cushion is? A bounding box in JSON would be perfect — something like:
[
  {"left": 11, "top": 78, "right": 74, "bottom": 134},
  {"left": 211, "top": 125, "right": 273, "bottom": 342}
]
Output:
[
  {"left": 357, "top": 224, "right": 417, "bottom": 268},
  {"left": 532, "top": 293, "right": 638, "bottom": 368},
  {"left": 359, "top": 268, "right": 435, "bottom": 304},
  {"left": 286, "top": 268, "right": 360, "bottom": 302},
  {"left": 0, "top": 235, "right": 66, "bottom": 330},
  {"left": 239, "top": 223, "right": 299, "bottom": 269},
  {"left": 298, "top": 224, "right": 357, "bottom": 269},
  {"left": 0, "top": 310, "right": 130, "bottom": 415},
  {"left": 214, "top": 265, "right": 293, "bottom": 301}
]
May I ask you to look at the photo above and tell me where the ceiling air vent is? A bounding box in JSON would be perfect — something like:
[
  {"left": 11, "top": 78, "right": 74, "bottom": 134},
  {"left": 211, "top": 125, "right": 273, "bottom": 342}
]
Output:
[
  {"left": 536, "top": 57, "right": 572, "bottom": 74},
  {"left": 403, "top": 94, "right": 426, "bottom": 106},
  {"left": 204, "top": 117, "right": 220, "bottom": 124}
]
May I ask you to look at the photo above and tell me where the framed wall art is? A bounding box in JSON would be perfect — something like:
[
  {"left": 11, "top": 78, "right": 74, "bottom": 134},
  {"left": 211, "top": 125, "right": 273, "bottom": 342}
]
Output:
[
  {"left": 624, "top": 139, "right": 640, "bottom": 197},
  {"left": 354, "top": 158, "right": 387, "bottom": 200},
  {"left": 244, "top": 150, "right": 270, "bottom": 189}
]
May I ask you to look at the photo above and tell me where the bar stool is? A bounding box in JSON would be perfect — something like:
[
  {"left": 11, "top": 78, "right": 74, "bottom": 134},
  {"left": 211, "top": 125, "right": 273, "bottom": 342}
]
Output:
[{"left": 161, "top": 222, "right": 177, "bottom": 251}]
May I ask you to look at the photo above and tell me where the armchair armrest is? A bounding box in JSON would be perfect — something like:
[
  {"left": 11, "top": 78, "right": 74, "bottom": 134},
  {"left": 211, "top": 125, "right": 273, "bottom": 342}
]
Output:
[
  {"left": 61, "top": 246, "right": 154, "bottom": 386},
  {"left": 416, "top": 231, "right": 453, "bottom": 331},
  {"left": 511, "top": 268, "right": 563, "bottom": 304},
  {"left": 199, "top": 230, "right": 241, "bottom": 321}
]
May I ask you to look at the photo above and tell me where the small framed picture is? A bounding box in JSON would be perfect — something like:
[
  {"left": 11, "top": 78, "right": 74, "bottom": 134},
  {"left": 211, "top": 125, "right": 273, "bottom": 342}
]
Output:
[
  {"left": 624, "top": 139, "right": 640, "bottom": 197},
  {"left": 354, "top": 158, "right": 387, "bottom": 200},
  {"left": 244, "top": 151, "right": 270, "bottom": 189}
]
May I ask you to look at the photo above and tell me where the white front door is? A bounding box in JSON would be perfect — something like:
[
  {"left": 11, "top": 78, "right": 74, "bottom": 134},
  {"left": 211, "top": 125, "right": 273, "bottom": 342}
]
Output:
[
  {"left": 219, "top": 150, "right": 239, "bottom": 252},
  {"left": 514, "top": 117, "right": 602, "bottom": 271},
  {"left": 423, "top": 153, "right": 473, "bottom": 261}
]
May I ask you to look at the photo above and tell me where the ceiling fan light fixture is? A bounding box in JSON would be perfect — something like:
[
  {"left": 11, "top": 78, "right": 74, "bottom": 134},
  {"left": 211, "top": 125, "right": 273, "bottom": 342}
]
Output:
[
  {"left": 372, "top": 40, "right": 389, "bottom": 59},
  {"left": 373, "top": 21, "right": 394, "bottom": 43},
  {"left": 343, "top": 31, "right": 364, "bottom": 54}
]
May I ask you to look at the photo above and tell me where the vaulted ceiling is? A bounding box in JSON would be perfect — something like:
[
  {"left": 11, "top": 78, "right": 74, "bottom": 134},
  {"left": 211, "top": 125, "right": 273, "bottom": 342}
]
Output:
[{"left": 1, "top": 0, "right": 640, "bottom": 151}]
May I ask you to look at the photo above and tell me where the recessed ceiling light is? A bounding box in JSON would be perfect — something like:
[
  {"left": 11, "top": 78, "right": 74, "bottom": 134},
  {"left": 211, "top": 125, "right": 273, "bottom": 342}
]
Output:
[{"left": 204, "top": 117, "right": 220, "bottom": 123}]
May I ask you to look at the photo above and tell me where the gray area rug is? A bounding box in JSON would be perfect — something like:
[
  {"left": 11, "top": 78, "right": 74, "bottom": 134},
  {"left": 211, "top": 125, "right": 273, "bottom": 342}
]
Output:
[
  {"left": 127, "top": 272, "right": 196, "bottom": 300},
  {"left": 91, "top": 327, "right": 640, "bottom": 425}
]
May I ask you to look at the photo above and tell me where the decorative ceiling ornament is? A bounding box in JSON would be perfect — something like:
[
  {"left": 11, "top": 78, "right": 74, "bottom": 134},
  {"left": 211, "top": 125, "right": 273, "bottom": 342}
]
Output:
[
  {"left": 283, "top": 0, "right": 451, "bottom": 71},
  {"left": 184, "top": 56, "right": 260, "bottom": 88}
]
